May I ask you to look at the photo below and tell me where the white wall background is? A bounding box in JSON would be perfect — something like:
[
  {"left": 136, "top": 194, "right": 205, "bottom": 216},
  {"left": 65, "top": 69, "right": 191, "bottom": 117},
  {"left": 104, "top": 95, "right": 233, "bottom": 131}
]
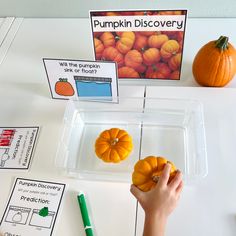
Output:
[{"left": 0, "top": 0, "right": 236, "bottom": 18}]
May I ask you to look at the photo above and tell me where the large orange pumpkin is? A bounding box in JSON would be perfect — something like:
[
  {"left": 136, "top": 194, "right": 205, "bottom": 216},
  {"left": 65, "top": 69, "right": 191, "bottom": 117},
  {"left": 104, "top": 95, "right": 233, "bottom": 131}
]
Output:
[
  {"left": 100, "top": 32, "right": 115, "bottom": 48},
  {"left": 118, "top": 66, "right": 140, "bottom": 78},
  {"left": 192, "top": 36, "right": 236, "bottom": 87},
  {"left": 116, "top": 32, "right": 135, "bottom": 54},
  {"left": 132, "top": 156, "right": 177, "bottom": 192},
  {"left": 95, "top": 128, "right": 133, "bottom": 163},
  {"left": 124, "top": 50, "right": 143, "bottom": 69},
  {"left": 101, "top": 47, "right": 124, "bottom": 67}
]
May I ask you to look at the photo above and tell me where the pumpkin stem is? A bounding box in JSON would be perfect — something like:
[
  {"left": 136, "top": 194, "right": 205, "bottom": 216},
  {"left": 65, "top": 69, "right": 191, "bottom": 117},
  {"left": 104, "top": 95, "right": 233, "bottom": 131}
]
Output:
[
  {"left": 59, "top": 78, "right": 68, "bottom": 82},
  {"left": 152, "top": 64, "right": 158, "bottom": 72},
  {"left": 110, "top": 138, "right": 119, "bottom": 145},
  {"left": 152, "top": 175, "right": 160, "bottom": 183},
  {"left": 115, "top": 35, "right": 120, "bottom": 41},
  {"left": 215, "top": 36, "right": 229, "bottom": 51}
]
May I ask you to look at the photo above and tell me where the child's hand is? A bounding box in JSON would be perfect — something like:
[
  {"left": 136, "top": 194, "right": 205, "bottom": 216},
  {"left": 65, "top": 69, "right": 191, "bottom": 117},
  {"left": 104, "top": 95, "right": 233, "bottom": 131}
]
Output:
[{"left": 130, "top": 163, "right": 183, "bottom": 220}]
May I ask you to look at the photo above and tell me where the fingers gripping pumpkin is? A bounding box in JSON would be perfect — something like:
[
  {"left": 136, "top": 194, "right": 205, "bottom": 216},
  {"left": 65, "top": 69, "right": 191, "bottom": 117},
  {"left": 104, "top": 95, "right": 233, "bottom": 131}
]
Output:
[
  {"left": 95, "top": 128, "right": 133, "bottom": 163},
  {"left": 132, "top": 156, "right": 176, "bottom": 192}
]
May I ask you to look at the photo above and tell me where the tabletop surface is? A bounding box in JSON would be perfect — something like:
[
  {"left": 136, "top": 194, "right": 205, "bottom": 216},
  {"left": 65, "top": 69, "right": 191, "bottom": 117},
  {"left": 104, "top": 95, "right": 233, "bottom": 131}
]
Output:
[{"left": 0, "top": 17, "right": 236, "bottom": 236}]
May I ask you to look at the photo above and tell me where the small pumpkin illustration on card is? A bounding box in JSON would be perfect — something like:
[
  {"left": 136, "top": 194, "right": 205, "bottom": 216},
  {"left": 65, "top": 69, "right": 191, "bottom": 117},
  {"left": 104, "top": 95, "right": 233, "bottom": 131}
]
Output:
[{"left": 55, "top": 78, "right": 75, "bottom": 96}]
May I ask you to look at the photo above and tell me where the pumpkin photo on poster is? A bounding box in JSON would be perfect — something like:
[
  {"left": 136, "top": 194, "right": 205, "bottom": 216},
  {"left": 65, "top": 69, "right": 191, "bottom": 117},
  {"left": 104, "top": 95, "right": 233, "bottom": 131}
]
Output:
[{"left": 90, "top": 10, "right": 187, "bottom": 80}]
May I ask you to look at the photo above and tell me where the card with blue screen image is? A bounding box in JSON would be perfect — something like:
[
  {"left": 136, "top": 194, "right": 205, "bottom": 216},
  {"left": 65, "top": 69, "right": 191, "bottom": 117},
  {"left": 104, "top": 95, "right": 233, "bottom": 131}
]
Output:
[
  {"left": 74, "top": 76, "right": 112, "bottom": 100},
  {"left": 43, "top": 59, "right": 118, "bottom": 103}
]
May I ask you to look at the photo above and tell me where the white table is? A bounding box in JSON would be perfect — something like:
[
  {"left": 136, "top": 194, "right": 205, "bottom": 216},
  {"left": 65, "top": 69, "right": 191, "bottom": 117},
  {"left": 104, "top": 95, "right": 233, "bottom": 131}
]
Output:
[
  {"left": 136, "top": 86, "right": 236, "bottom": 236},
  {"left": 0, "top": 18, "right": 236, "bottom": 236}
]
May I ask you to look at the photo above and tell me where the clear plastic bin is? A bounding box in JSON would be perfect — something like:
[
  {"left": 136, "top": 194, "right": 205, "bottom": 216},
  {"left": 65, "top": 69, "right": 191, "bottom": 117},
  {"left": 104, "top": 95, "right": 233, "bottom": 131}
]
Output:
[{"left": 55, "top": 97, "right": 207, "bottom": 183}]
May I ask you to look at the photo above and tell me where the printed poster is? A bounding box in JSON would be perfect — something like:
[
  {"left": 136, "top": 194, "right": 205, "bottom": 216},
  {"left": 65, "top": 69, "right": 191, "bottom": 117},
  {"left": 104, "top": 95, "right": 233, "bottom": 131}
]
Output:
[
  {"left": 90, "top": 10, "right": 187, "bottom": 80},
  {"left": 43, "top": 59, "right": 118, "bottom": 102},
  {"left": 0, "top": 178, "right": 66, "bottom": 236},
  {"left": 0, "top": 127, "right": 39, "bottom": 170}
]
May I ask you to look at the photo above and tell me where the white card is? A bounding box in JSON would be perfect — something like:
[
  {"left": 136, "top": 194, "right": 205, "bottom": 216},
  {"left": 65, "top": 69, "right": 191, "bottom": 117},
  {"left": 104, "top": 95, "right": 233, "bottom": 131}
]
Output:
[
  {"left": 0, "top": 178, "right": 66, "bottom": 236},
  {"left": 43, "top": 58, "right": 119, "bottom": 103},
  {"left": 0, "top": 127, "right": 39, "bottom": 170}
]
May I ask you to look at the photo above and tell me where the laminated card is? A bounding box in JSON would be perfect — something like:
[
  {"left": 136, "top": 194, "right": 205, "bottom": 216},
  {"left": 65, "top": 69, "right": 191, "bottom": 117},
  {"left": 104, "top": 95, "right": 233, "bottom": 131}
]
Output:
[{"left": 90, "top": 10, "right": 187, "bottom": 80}]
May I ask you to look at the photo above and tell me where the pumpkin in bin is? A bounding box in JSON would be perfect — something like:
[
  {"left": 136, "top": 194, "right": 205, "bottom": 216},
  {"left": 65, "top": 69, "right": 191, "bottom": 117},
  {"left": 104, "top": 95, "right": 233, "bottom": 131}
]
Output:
[
  {"left": 95, "top": 128, "right": 133, "bottom": 163},
  {"left": 192, "top": 36, "right": 236, "bottom": 87},
  {"left": 132, "top": 156, "right": 177, "bottom": 192}
]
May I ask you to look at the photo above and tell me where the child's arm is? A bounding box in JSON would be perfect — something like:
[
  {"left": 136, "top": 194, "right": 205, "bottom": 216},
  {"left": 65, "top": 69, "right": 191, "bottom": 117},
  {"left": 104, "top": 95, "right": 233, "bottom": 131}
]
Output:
[{"left": 130, "top": 163, "right": 183, "bottom": 236}]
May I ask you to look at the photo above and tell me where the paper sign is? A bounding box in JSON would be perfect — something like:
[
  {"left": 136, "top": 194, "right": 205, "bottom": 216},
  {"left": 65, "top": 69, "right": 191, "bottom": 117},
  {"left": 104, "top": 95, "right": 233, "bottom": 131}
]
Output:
[
  {"left": 43, "top": 59, "right": 118, "bottom": 102},
  {"left": 0, "top": 127, "right": 39, "bottom": 170},
  {"left": 90, "top": 10, "right": 187, "bottom": 80},
  {"left": 0, "top": 178, "right": 66, "bottom": 236}
]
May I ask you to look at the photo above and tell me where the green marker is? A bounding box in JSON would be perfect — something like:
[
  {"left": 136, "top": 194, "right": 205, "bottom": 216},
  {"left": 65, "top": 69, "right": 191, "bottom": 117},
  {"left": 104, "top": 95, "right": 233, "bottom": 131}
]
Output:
[{"left": 77, "top": 192, "right": 93, "bottom": 236}]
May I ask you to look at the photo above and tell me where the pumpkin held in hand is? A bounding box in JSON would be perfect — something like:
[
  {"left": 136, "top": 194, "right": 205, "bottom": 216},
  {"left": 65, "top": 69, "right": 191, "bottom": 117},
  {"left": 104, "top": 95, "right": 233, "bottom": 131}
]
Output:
[
  {"left": 95, "top": 128, "right": 133, "bottom": 163},
  {"left": 192, "top": 36, "right": 236, "bottom": 87},
  {"left": 132, "top": 156, "right": 177, "bottom": 192}
]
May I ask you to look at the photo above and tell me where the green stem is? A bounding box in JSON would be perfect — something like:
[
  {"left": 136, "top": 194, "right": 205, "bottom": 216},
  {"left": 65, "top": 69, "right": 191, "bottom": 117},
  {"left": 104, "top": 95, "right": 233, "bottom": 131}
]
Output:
[
  {"left": 215, "top": 36, "right": 229, "bottom": 51},
  {"left": 59, "top": 78, "right": 68, "bottom": 82}
]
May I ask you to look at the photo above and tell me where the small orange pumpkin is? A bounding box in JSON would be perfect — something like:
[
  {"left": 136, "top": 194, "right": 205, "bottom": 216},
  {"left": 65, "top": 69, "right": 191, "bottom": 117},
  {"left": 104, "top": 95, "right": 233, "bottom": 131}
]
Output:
[
  {"left": 135, "top": 64, "right": 147, "bottom": 74},
  {"left": 148, "top": 34, "right": 169, "bottom": 49},
  {"left": 124, "top": 50, "right": 143, "bottom": 70},
  {"left": 118, "top": 66, "right": 140, "bottom": 78},
  {"left": 161, "top": 40, "right": 179, "bottom": 59},
  {"left": 168, "top": 53, "right": 182, "bottom": 71},
  {"left": 94, "top": 38, "right": 104, "bottom": 60},
  {"left": 170, "top": 70, "right": 180, "bottom": 80},
  {"left": 145, "top": 63, "right": 171, "bottom": 79},
  {"left": 133, "top": 33, "right": 148, "bottom": 52},
  {"left": 101, "top": 47, "right": 124, "bottom": 67},
  {"left": 143, "top": 48, "right": 161, "bottom": 66},
  {"left": 132, "top": 156, "right": 177, "bottom": 192},
  {"left": 100, "top": 32, "right": 115, "bottom": 48},
  {"left": 95, "top": 128, "right": 133, "bottom": 163},
  {"left": 116, "top": 32, "right": 135, "bottom": 54},
  {"left": 192, "top": 36, "right": 236, "bottom": 87}
]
